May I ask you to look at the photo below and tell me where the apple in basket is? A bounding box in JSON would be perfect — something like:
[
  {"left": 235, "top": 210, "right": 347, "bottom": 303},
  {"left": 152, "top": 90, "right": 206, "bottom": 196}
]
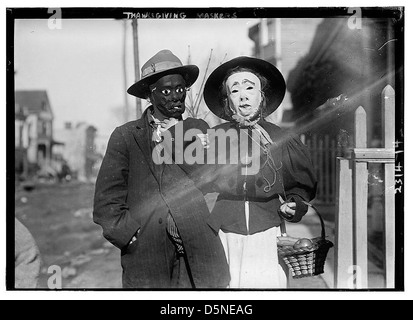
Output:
[{"left": 293, "top": 238, "right": 313, "bottom": 250}]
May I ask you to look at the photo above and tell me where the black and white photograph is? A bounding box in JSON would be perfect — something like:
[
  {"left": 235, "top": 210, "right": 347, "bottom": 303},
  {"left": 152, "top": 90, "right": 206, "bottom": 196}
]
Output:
[{"left": 4, "top": 2, "right": 408, "bottom": 301}]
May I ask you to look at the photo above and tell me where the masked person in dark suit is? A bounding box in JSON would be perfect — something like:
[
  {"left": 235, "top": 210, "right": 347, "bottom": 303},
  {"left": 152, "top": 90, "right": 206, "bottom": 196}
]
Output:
[{"left": 93, "top": 50, "right": 230, "bottom": 288}]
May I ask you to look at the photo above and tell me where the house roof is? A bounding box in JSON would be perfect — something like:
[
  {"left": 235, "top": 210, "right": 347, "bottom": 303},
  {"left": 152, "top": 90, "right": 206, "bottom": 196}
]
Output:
[{"left": 15, "top": 90, "right": 54, "bottom": 117}]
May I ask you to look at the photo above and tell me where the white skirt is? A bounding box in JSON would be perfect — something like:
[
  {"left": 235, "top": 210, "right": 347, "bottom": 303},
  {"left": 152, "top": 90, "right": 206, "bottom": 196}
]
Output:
[
  {"left": 219, "top": 227, "right": 288, "bottom": 289},
  {"left": 218, "top": 201, "right": 288, "bottom": 289}
]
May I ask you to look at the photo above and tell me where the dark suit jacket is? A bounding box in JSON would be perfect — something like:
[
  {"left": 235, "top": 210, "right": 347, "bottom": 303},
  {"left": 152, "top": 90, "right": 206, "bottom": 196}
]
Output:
[{"left": 93, "top": 107, "right": 230, "bottom": 288}]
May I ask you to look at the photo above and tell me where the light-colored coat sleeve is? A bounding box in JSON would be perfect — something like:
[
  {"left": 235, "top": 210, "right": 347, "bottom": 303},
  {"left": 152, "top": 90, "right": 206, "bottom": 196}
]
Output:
[{"left": 15, "top": 218, "right": 41, "bottom": 288}]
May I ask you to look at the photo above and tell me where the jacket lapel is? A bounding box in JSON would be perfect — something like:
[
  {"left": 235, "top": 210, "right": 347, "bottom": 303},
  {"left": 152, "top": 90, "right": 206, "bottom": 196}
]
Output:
[{"left": 131, "top": 109, "right": 162, "bottom": 185}]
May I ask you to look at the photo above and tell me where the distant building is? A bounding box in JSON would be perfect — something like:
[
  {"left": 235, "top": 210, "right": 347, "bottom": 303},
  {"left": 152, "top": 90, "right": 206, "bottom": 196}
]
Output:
[
  {"left": 15, "top": 90, "right": 56, "bottom": 176},
  {"left": 54, "top": 122, "right": 100, "bottom": 181},
  {"left": 94, "top": 134, "right": 108, "bottom": 158},
  {"left": 286, "top": 17, "right": 397, "bottom": 142},
  {"left": 248, "top": 18, "right": 323, "bottom": 125},
  {"left": 15, "top": 101, "right": 29, "bottom": 175},
  {"left": 249, "top": 17, "right": 399, "bottom": 207}
]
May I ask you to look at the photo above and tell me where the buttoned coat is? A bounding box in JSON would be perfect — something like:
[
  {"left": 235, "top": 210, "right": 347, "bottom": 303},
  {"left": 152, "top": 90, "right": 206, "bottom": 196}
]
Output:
[{"left": 93, "top": 108, "right": 230, "bottom": 288}]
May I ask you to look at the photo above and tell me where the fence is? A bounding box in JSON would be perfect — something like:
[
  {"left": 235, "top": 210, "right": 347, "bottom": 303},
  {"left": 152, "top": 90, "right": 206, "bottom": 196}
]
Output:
[
  {"left": 304, "top": 134, "right": 338, "bottom": 205},
  {"left": 334, "top": 85, "right": 395, "bottom": 288}
]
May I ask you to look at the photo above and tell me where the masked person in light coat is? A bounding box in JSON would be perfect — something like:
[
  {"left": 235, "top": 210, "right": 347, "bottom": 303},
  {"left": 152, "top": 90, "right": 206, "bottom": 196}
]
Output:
[{"left": 196, "top": 56, "right": 317, "bottom": 288}]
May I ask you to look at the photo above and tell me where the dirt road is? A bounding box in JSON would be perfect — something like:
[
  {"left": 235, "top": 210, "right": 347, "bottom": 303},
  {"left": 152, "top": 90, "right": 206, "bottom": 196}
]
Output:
[
  {"left": 15, "top": 181, "right": 122, "bottom": 289},
  {"left": 14, "top": 180, "right": 338, "bottom": 290}
]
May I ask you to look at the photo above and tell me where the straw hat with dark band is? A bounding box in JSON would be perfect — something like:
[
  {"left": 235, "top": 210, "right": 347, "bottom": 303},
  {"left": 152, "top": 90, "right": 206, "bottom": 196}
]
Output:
[
  {"left": 127, "top": 50, "right": 199, "bottom": 99},
  {"left": 203, "top": 56, "right": 286, "bottom": 121}
]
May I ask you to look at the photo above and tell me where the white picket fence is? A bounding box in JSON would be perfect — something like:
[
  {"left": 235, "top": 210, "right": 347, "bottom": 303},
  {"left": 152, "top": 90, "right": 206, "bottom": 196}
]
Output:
[{"left": 334, "top": 85, "right": 396, "bottom": 288}]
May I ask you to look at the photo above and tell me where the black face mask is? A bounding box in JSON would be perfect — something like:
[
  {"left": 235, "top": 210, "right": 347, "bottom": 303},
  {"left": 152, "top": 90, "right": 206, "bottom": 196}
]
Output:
[{"left": 150, "top": 74, "right": 187, "bottom": 119}]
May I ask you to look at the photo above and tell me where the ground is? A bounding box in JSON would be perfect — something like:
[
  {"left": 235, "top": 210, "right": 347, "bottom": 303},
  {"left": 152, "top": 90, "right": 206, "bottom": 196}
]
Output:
[
  {"left": 13, "top": 180, "right": 384, "bottom": 290},
  {"left": 15, "top": 181, "right": 122, "bottom": 289}
]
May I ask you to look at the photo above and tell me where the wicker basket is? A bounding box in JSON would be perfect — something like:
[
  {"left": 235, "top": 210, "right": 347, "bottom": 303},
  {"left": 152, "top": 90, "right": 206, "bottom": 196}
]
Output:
[{"left": 277, "top": 204, "right": 333, "bottom": 279}]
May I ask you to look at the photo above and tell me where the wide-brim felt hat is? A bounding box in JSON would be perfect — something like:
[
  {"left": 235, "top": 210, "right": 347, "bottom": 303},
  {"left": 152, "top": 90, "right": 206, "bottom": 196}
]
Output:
[
  {"left": 203, "top": 56, "right": 286, "bottom": 121},
  {"left": 127, "top": 49, "right": 199, "bottom": 99}
]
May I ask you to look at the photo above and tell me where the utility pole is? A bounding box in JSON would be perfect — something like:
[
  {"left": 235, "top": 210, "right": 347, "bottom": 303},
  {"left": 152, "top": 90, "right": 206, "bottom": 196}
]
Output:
[
  {"left": 274, "top": 18, "right": 282, "bottom": 71},
  {"left": 273, "top": 18, "right": 284, "bottom": 124},
  {"left": 132, "top": 19, "right": 142, "bottom": 119},
  {"left": 122, "top": 20, "right": 129, "bottom": 123},
  {"left": 258, "top": 18, "right": 268, "bottom": 59}
]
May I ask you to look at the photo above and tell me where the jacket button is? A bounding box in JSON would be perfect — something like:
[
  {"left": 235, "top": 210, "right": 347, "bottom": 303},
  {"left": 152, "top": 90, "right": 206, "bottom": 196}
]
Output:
[{"left": 159, "top": 218, "right": 163, "bottom": 224}]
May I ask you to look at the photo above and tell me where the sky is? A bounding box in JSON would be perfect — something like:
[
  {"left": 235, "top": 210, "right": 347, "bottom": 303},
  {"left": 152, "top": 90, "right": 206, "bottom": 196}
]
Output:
[{"left": 14, "top": 17, "right": 260, "bottom": 139}]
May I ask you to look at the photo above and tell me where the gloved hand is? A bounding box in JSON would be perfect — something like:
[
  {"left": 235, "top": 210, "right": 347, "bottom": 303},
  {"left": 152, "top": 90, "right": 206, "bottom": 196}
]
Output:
[
  {"left": 278, "top": 196, "right": 309, "bottom": 222},
  {"left": 278, "top": 201, "right": 297, "bottom": 221}
]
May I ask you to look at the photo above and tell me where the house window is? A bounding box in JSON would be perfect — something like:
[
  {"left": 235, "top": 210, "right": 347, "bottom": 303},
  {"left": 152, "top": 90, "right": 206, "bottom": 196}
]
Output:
[
  {"left": 43, "top": 122, "right": 48, "bottom": 135},
  {"left": 45, "top": 122, "right": 51, "bottom": 136},
  {"left": 38, "top": 120, "right": 48, "bottom": 135},
  {"left": 15, "top": 121, "right": 21, "bottom": 147}
]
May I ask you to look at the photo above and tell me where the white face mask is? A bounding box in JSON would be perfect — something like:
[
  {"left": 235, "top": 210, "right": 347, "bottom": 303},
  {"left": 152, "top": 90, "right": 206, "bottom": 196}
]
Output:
[{"left": 225, "top": 71, "right": 262, "bottom": 119}]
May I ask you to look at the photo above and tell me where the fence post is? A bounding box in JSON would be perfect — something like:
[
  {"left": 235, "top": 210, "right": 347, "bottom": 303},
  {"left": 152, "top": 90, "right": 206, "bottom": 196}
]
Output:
[
  {"left": 352, "top": 106, "right": 369, "bottom": 288},
  {"left": 382, "top": 85, "right": 395, "bottom": 288},
  {"left": 334, "top": 158, "right": 354, "bottom": 288}
]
